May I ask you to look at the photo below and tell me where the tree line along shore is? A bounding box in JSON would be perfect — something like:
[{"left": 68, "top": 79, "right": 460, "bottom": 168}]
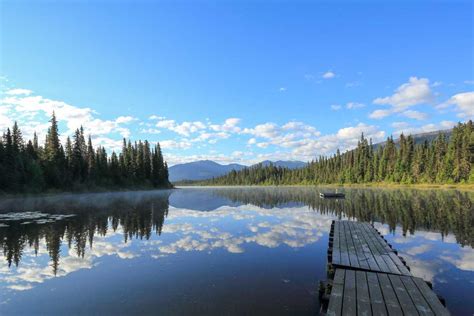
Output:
[
  {"left": 0, "top": 113, "right": 171, "bottom": 194},
  {"left": 197, "top": 121, "right": 474, "bottom": 186}
]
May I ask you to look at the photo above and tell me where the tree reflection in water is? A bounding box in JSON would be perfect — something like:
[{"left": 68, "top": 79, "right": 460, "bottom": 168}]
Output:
[
  {"left": 0, "top": 190, "right": 171, "bottom": 273},
  {"left": 0, "top": 187, "right": 472, "bottom": 273},
  {"left": 211, "top": 187, "right": 473, "bottom": 247}
]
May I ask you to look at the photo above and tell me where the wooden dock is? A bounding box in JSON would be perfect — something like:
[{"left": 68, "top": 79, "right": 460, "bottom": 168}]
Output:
[
  {"left": 321, "top": 220, "right": 449, "bottom": 316},
  {"left": 331, "top": 221, "right": 411, "bottom": 276}
]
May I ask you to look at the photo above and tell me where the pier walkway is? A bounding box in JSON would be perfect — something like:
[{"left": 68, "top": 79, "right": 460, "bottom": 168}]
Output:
[{"left": 322, "top": 220, "right": 449, "bottom": 316}]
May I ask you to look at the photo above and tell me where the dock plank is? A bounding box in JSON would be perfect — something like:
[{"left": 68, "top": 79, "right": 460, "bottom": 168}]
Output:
[
  {"left": 327, "top": 269, "right": 450, "bottom": 316},
  {"left": 401, "top": 275, "right": 434, "bottom": 316},
  {"left": 412, "top": 277, "right": 450, "bottom": 316},
  {"left": 342, "top": 269, "right": 356, "bottom": 316},
  {"left": 377, "top": 273, "right": 403, "bottom": 315},
  {"left": 325, "top": 221, "right": 449, "bottom": 316},
  {"left": 355, "top": 271, "right": 372, "bottom": 316},
  {"left": 348, "top": 221, "right": 370, "bottom": 270},
  {"left": 388, "top": 274, "right": 419, "bottom": 316},
  {"left": 327, "top": 269, "right": 345, "bottom": 316},
  {"left": 366, "top": 272, "right": 388, "bottom": 316},
  {"left": 332, "top": 220, "right": 412, "bottom": 276},
  {"left": 344, "top": 221, "right": 360, "bottom": 269}
]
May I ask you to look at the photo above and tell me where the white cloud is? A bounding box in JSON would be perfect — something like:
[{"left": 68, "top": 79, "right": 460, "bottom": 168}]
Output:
[
  {"left": 156, "top": 119, "right": 176, "bottom": 129},
  {"left": 346, "top": 102, "right": 365, "bottom": 109},
  {"left": 336, "top": 123, "right": 383, "bottom": 140},
  {"left": 140, "top": 128, "right": 161, "bottom": 134},
  {"left": 440, "top": 248, "right": 474, "bottom": 271},
  {"left": 244, "top": 123, "right": 279, "bottom": 138},
  {"left": 242, "top": 121, "right": 385, "bottom": 161},
  {"left": 402, "top": 110, "right": 428, "bottom": 120},
  {"left": 0, "top": 105, "right": 13, "bottom": 129},
  {"left": 322, "top": 71, "right": 335, "bottom": 79},
  {"left": 406, "top": 244, "right": 433, "bottom": 256},
  {"left": 7, "top": 284, "right": 34, "bottom": 291},
  {"left": 155, "top": 117, "right": 240, "bottom": 139},
  {"left": 0, "top": 88, "right": 138, "bottom": 149},
  {"left": 331, "top": 104, "right": 342, "bottom": 111},
  {"left": 437, "top": 92, "right": 474, "bottom": 118},
  {"left": 244, "top": 121, "right": 321, "bottom": 152},
  {"left": 4, "top": 88, "right": 33, "bottom": 96},
  {"left": 279, "top": 87, "right": 287, "bottom": 92},
  {"left": 154, "top": 118, "right": 206, "bottom": 136},
  {"left": 115, "top": 116, "right": 135, "bottom": 124},
  {"left": 209, "top": 118, "right": 241, "bottom": 133},
  {"left": 92, "top": 137, "right": 124, "bottom": 152},
  {"left": 370, "top": 77, "right": 434, "bottom": 120},
  {"left": 160, "top": 140, "right": 192, "bottom": 150},
  {"left": 191, "top": 132, "right": 230, "bottom": 144},
  {"left": 391, "top": 120, "right": 456, "bottom": 136},
  {"left": 149, "top": 115, "right": 165, "bottom": 120},
  {"left": 292, "top": 123, "right": 385, "bottom": 159},
  {"left": 369, "top": 109, "right": 392, "bottom": 119},
  {"left": 374, "top": 77, "right": 433, "bottom": 108}
]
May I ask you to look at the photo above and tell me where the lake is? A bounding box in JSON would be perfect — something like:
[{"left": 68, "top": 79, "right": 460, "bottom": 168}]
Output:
[{"left": 0, "top": 187, "right": 473, "bottom": 315}]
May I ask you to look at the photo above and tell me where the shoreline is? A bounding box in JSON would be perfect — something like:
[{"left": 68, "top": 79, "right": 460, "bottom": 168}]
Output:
[
  {"left": 175, "top": 183, "right": 474, "bottom": 191},
  {"left": 2, "top": 183, "right": 473, "bottom": 198},
  {"left": 0, "top": 185, "right": 175, "bottom": 199}
]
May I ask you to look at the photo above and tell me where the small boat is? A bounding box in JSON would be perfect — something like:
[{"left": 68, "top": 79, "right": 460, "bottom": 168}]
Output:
[{"left": 319, "top": 192, "right": 345, "bottom": 198}]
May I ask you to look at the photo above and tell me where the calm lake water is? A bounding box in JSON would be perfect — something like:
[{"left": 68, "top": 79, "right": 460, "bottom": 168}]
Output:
[{"left": 0, "top": 187, "right": 472, "bottom": 315}]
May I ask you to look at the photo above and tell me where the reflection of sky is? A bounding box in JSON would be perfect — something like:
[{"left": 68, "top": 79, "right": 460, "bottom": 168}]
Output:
[
  {"left": 0, "top": 203, "right": 335, "bottom": 303},
  {"left": 374, "top": 222, "right": 474, "bottom": 315}
]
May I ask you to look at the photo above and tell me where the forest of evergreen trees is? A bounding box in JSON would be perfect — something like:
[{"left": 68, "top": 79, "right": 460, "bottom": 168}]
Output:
[
  {"left": 0, "top": 113, "right": 171, "bottom": 194},
  {"left": 203, "top": 121, "right": 474, "bottom": 186}
]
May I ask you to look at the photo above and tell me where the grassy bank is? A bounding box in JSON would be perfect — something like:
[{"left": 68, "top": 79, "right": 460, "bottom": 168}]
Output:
[{"left": 176, "top": 182, "right": 474, "bottom": 191}]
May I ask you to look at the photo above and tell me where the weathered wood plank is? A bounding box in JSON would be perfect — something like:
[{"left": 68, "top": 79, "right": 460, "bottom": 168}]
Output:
[
  {"left": 332, "top": 221, "right": 341, "bottom": 264},
  {"left": 360, "top": 222, "right": 409, "bottom": 276},
  {"left": 327, "top": 269, "right": 345, "bottom": 316},
  {"left": 344, "top": 221, "right": 360, "bottom": 268},
  {"left": 348, "top": 221, "right": 370, "bottom": 270},
  {"left": 356, "top": 271, "right": 372, "bottom": 316},
  {"left": 366, "top": 272, "right": 388, "bottom": 316},
  {"left": 356, "top": 221, "right": 383, "bottom": 271},
  {"left": 401, "top": 275, "right": 434, "bottom": 316},
  {"left": 360, "top": 223, "right": 391, "bottom": 273},
  {"left": 388, "top": 274, "right": 419, "bottom": 316},
  {"left": 377, "top": 273, "right": 403, "bottom": 316},
  {"left": 342, "top": 269, "right": 356, "bottom": 316},
  {"left": 326, "top": 221, "right": 449, "bottom": 316},
  {"left": 388, "top": 252, "right": 411, "bottom": 275},
  {"left": 327, "top": 269, "right": 450, "bottom": 316},
  {"left": 412, "top": 277, "right": 450, "bottom": 316},
  {"left": 354, "top": 222, "right": 380, "bottom": 271},
  {"left": 339, "top": 222, "right": 350, "bottom": 266}
]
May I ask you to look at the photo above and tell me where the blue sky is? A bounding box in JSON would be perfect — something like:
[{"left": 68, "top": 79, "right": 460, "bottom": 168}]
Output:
[{"left": 0, "top": 0, "right": 473, "bottom": 165}]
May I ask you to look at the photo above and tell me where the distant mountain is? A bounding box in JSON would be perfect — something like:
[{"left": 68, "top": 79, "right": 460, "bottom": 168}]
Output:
[
  {"left": 373, "top": 129, "right": 452, "bottom": 149},
  {"left": 169, "top": 160, "right": 246, "bottom": 182},
  {"left": 169, "top": 160, "right": 307, "bottom": 182},
  {"left": 258, "top": 160, "right": 307, "bottom": 169}
]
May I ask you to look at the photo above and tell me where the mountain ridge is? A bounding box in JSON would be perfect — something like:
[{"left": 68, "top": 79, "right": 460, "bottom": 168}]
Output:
[{"left": 169, "top": 160, "right": 306, "bottom": 182}]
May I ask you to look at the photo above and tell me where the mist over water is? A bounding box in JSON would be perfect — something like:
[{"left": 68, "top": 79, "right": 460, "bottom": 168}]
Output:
[{"left": 0, "top": 187, "right": 473, "bottom": 315}]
